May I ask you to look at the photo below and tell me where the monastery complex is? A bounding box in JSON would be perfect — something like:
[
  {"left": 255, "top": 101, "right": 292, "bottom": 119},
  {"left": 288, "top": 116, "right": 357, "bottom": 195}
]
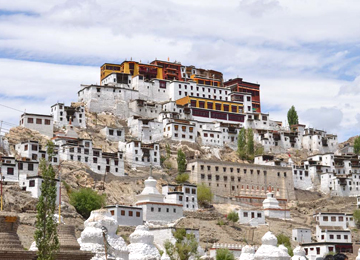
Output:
[{"left": 1, "top": 58, "right": 360, "bottom": 260}]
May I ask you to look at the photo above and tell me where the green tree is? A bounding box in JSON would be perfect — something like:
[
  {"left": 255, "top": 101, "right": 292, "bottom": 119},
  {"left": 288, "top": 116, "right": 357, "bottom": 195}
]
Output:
[
  {"left": 197, "top": 183, "right": 213, "bottom": 207},
  {"left": 34, "top": 141, "right": 60, "bottom": 260},
  {"left": 216, "top": 248, "right": 235, "bottom": 260},
  {"left": 276, "top": 234, "right": 293, "bottom": 256},
  {"left": 175, "top": 173, "right": 189, "bottom": 183},
  {"left": 237, "top": 128, "right": 247, "bottom": 159},
  {"left": 287, "top": 106, "right": 299, "bottom": 126},
  {"left": 164, "top": 228, "right": 198, "bottom": 260},
  {"left": 353, "top": 209, "right": 360, "bottom": 227},
  {"left": 227, "top": 211, "right": 239, "bottom": 226},
  {"left": 177, "top": 149, "right": 187, "bottom": 174},
  {"left": 354, "top": 136, "right": 360, "bottom": 155},
  {"left": 246, "top": 128, "right": 255, "bottom": 159},
  {"left": 69, "top": 188, "right": 106, "bottom": 219},
  {"left": 166, "top": 143, "right": 171, "bottom": 158}
]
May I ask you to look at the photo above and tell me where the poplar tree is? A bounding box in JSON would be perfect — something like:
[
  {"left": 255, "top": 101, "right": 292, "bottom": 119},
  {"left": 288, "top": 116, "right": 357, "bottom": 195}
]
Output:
[
  {"left": 354, "top": 136, "right": 360, "bottom": 155},
  {"left": 247, "top": 128, "right": 255, "bottom": 157},
  {"left": 237, "top": 128, "right": 247, "bottom": 159},
  {"left": 287, "top": 106, "right": 299, "bottom": 126},
  {"left": 34, "top": 141, "right": 59, "bottom": 260},
  {"left": 177, "top": 149, "right": 187, "bottom": 174}
]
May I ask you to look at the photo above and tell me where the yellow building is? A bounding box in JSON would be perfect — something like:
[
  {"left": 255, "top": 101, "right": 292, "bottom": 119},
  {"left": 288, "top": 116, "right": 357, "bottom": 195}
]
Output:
[
  {"left": 176, "top": 96, "right": 243, "bottom": 113},
  {"left": 100, "top": 61, "right": 163, "bottom": 82}
]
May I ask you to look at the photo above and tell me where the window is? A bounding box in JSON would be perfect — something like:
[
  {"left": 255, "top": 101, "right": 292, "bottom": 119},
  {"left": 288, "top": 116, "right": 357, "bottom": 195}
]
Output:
[
  {"left": 32, "top": 154, "right": 38, "bottom": 160},
  {"left": 158, "top": 208, "right": 161, "bottom": 212},
  {"left": 244, "top": 212, "right": 248, "bottom": 217},
  {"left": 330, "top": 235, "right": 334, "bottom": 239},
  {"left": 27, "top": 117, "right": 34, "bottom": 123},
  {"left": 344, "top": 235, "right": 348, "bottom": 239},
  {"left": 129, "top": 211, "right": 133, "bottom": 217},
  {"left": 109, "top": 129, "right": 114, "bottom": 135},
  {"left": 32, "top": 145, "right": 37, "bottom": 151},
  {"left": 207, "top": 102, "right": 213, "bottom": 109},
  {"left": 110, "top": 210, "right": 115, "bottom": 216},
  {"left": 174, "top": 208, "right": 176, "bottom": 213},
  {"left": 136, "top": 212, "right": 141, "bottom": 217},
  {"left": 337, "top": 235, "right": 341, "bottom": 239},
  {"left": 93, "top": 157, "right": 98, "bottom": 163},
  {"left": 28, "top": 164, "right": 34, "bottom": 171},
  {"left": 7, "top": 167, "right": 14, "bottom": 175},
  {"left": 331, "top": 216, "right": 336, "bottom": 222},
  {"left": 45, "top": 119, "right": 51, "bottom": 125},
  {"left": 215, "top": 103, "right": 221, "bottom": 110},
  {"left": 18, "top": 162, "right": 23, "bottom": 170},
  {"left": 151, "top": 207, "right": 154, "bottom": 212},
  {"left": 24, "top": 144, "right": 28, "bottom": 151},
  {"left": 179, "top": 196, "right": 183, "bottom": 201},
  {"left": 29, "top": 180, "right": 35, "bottom": 187},
  {"left": 257, "top": 213, "right": 262, "bottom": 218},
  {"left": 117, "top": 131, "right": 122, "bottom": 136}
]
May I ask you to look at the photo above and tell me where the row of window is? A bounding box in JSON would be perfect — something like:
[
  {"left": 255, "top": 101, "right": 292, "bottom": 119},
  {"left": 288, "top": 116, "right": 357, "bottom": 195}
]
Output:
[
  {"left": 197, "top": 165, "right": 270, "bottom": 175},
  {"left": 243, "top": 212, "right": 262, "bottom": 218},
  {"left": 321, "top": 234, "right": 349, "bottom": 240},
  {"left": 322, "top": 216, "right": 353, "bottom": 222},
  {"left": 179, "top": 84, "right": 227, "bottom": 94},
  {"left": 190, "top": 99, "right": 243, "bottom": 113},
  {"left": 24, "top": 118, "right": 51, "bottom": 125},
  {"left": 150, "top": 207, "right": 177, "bottom": 213}
]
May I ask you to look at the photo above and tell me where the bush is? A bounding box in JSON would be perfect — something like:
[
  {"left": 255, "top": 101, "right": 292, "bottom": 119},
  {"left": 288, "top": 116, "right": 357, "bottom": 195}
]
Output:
[
  {"left": 176, "top": 173, "right": 189, "bottom": 183},
  {"left": 177, "top": 149, "right": 187, "bottom": 174},
  {"left": 69, "top": 188, "right": 106, "bottom": 219},
  {"left": 227, "top": 211, "right": 239, "bottom": 226},
  {"left": 217, "top": 218, "right": 226, "bottom": 226},
  {"left": 354, "top": 209, "right": 360, "bottom": 227},
  {"left": 276, "top": 234, "right": 293, "bottom": 256},
  {"left": 197, "top": 184, "right": 213, "bottom": 207},
  {"left": 216, "top": 248, "right": 235, "bottom": 260}
]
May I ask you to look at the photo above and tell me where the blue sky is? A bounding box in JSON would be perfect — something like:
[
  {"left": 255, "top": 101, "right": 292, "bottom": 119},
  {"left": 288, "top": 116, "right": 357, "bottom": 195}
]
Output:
[{"left": 0, "top": 0, "right": 360, "bottom": 141}]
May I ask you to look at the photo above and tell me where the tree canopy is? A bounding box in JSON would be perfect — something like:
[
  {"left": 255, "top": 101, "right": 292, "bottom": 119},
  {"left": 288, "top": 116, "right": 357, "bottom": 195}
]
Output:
[
  {"left": 354, "top": 136, "right": 360, "bottom": 155},
  {"left": 34, "top": 141, "right": 60, "bottom": 260},
  {"left": 177, "top": 149, "right": 187, "bottom": 174},
  {"left": 164, "top": 228, "right": 198, "bottom": 260},
  {"left": 197, "top": 183, "right": 213, "bottom": 207},
  {"left": 287, "top": 106, "right": 299, "bottom": 126},
  {"left": 216, "top": 248, "right": 235, "bottom": 260},
  {"left": 69, "top": 188, "right": 106, "bottom": 219}
]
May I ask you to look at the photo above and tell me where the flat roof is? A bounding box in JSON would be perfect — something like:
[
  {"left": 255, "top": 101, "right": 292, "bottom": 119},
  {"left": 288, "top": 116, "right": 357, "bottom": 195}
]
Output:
[
  {"left": 104, "top": 205, "right": 142, "bottom": 210},
  {"left": 21, "top": 113, "right": 52, "bottom": 118}
]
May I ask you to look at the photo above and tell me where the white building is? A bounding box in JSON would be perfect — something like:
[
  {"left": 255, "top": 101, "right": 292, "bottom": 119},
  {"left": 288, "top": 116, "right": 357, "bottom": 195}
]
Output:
[
  {"left": 162, "top": 183, "right": 198, "bottom": 211},
  {"left": 100, "top": 126, "right": 125, "bottom": 142},
  {"left": 25, "top": 176, "right": 60, "bottom": 201},
  {"left": 302, "top": 212, "right": 354, "bottom": 259},
  {"left": 254, "top": 155, "right": 289, "bottom": 167},
  {"left": 15, "top": 141, "right": 59, "bottom": 165},
  {"left": 125, "top": 141, "right": 160, "bottom": 168},
  {"left": 105, "top": 205, "right": 143, "bottom": 226},
  {"left": 262, "top": 192, "right": 291, "bottom": 219},
  {"left": 0, "top": 156, "right": 19, "bottom": 182},
  {"left": 19, "top": 113, "right": 54, "bottom": 137},
  {"left": 238, "top": 208, "right": 266, "bottom": 226},
  {"left": 292, "top": 228, "right": 312, "bottom": 244},
  {"left": 51, "top": 102, "right": 86, "bottom": 128},
  {"left": 135, "top": 176, "right": 183, "bottom": 223}
]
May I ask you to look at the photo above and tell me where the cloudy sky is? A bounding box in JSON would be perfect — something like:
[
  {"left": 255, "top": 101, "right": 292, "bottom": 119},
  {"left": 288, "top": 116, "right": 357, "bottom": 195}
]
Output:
[{"left": 0, "top": 0, "right": 360, "bottom": 141}]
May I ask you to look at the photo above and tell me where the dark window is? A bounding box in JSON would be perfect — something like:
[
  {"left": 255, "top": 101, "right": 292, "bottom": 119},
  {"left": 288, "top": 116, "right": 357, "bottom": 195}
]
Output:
[
  {"left": 136, "top": 211, "right": 141, "bottom": 217},
  {"left": 7, "top": 167, "right": 14, "bottom": 175},
  {"left": 207, "top": 102, "right": 213, "bottom": 109},
  {"left": 27, "top": 117, "right": 34, "bottom": 123},
  {"left": 121, "top": 210, "right": 125, "bottom": 216},
  {"left": 29, "top": 180, "right": 35, "bottom": 187},
  {"left": 36, "top": 118, "right": 42, "bottom": 124},
  {"left": 215, "top": 103, "right": 221, "bottom": 110},
  {"left": 129, "top": 211, "right": 133, "bottom": 217},
  {"left": 18, "top": 162, "right": 23, "bottom": 170},
  {"left": 28, "top": 164, "right": 34, "bottom": 171},
  {"left": 45, "top": 119, "right": 51, "bottom": 125}
]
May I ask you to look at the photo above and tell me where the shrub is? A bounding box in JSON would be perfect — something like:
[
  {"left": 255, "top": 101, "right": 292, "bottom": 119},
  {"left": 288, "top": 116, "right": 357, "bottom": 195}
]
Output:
[
  {"left": 276, "top": 234, "right": 293, "bottom": 256},
  {"left": 177, "top": 149, "right": 187, "bottom": 174},
  {"left": 217, "top": 218, "right": 226, "bottom": 226},
  {"left": 216, "top": 248, "right": 235, "bottom": 260},
  {"left": 164, "top": 228, "right": 198, "bottom": 260},
  {"left": 353, "top": 209, "right": 360, "bottom": 227},
  {"left": 69, "top": 188, "right": 106, "bottom": 219},
  {"left": 227, "top": 211, "right": 239, "bottom": 226},
  {"left": 176, "top": 173, "right": 189, "bottom": 183},
  {"left": 197, "top": 184, "right": 213, "bottom": 207}
]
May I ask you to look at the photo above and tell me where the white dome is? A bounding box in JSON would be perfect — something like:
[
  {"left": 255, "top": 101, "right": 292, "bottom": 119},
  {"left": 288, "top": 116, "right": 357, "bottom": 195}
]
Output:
[
  {"left": 127, "top": 225, "right": 160, "bottom": 260},
  {"left": 292, "top": 246, "right": 307, "bottom": 260},
  {"left": 254, "top": 231, "right": 291, "bottom": 260},
  {"left": 239, "top": 245, "right": 255, "bottom": 260}
]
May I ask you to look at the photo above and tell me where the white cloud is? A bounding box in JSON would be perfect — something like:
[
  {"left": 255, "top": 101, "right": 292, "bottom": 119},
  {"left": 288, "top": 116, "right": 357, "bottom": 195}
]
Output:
[{"left": 0, "top": 1, "right": 360, "bottom": 141}]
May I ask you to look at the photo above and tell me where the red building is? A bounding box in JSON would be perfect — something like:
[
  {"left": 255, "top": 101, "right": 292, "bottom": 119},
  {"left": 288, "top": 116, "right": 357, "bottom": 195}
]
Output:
[
  {"left": 224, "top": 78, "right": 261, "bottom": 112},
  {"left": 150, "top": 60, "right": 183, "bottom": 81}
]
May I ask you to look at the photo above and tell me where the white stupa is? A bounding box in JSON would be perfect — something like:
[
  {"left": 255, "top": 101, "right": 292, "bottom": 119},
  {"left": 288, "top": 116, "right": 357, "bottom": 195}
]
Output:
[
  {"left": 78, "top": 209, "right": 129, "bottom": 260},
  {"left": 263, "top": 192, "right": 281, "bottom": 209},
  {"left": 239, "top": 245, "right": 255, "bottom": 260},
  {"left": 127, "top": 225, "right": 160, "bottom": 260},
  {"left": 291, "top": 246, "right": 307, "bottom": 260},
  {"left": 136, "top": 177, "right": 164, "bottom": 203},
  {"left": 254, "top": 231, "right": 291, "bottom": 260}
]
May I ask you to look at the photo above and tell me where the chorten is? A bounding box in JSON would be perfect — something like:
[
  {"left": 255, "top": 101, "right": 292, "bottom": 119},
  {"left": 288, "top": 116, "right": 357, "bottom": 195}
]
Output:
[
  {"left": 78, "top": 209, "right": 129, "bottom": 260},
  {"left": 239, "top": 245, "right": 255, "bottom": 260},
  {"left": 136, "top": 177, "right": 164, "bottom": 204},
  {"left": 254, "top": 231, "right": 291, "bottom": 260},
  {"left": 127, "top": 225, "right": 160, "bottom": 260},
  {"left": 291, "top": 246, "right": 307, "bottom": 260}
]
